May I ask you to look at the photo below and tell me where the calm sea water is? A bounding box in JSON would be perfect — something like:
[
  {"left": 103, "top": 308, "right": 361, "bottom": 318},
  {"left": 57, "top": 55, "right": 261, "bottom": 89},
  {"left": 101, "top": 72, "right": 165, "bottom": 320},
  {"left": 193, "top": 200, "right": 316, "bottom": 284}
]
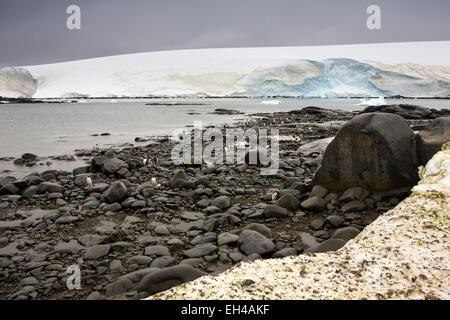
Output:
[{"left": 0, "top": 98, "right": 448, "bottom": 160}]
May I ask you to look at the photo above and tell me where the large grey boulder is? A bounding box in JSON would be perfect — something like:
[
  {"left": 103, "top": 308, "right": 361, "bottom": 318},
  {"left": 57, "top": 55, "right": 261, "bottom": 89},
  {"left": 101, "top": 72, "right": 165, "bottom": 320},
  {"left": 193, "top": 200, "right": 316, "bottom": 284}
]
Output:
[
  {"left": 416, "top": 117, "right": 450, "bottom": 165},
  {"left": 313, "top": 113, "right": 419, "bottom": 191}
]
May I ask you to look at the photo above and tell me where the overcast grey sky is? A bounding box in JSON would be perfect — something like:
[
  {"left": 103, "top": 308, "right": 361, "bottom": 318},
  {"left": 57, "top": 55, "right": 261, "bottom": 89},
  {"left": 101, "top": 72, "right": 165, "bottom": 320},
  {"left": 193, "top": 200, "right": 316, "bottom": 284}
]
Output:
[{"left": 0, "top": 0, "right": 449, "bottom": 67}]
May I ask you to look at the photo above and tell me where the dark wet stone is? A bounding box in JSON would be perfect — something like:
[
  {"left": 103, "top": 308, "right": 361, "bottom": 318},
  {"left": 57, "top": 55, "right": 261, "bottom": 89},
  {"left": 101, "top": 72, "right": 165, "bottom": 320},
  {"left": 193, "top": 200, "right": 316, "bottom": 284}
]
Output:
[
  {"left": 263, "top": 205, "right": 288, "bottom": 218},
  {"left": 105, "top": 278, "right": 134, "bottom": 296},
  {"left": 136, "top": 265, "right": 206, "bottom": 294},
  {"left": 238, "top": 230, "right": 276, "bottom": 256},
  {"left": 332, "top": 227, "right": 361, "bottom": 241},
  {"left": 84, "top": 244, "right": 111, "bottom": 260},
  {"left": 144, "top": 245, "right": 171, "bottom": 257},
  {"left": 183, "top": 244, "right": 217, "bottom": 258},
  {"left": 305, "top": 238, "right": 346, "bottom": 253},
  {"left": 150, "top": 256, "right": 176, "bottom": 268}
]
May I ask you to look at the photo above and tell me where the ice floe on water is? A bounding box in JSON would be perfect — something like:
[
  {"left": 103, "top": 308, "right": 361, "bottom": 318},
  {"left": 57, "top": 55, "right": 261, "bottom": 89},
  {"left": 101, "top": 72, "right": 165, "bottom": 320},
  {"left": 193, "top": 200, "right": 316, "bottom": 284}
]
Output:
[
  {"left": 260, "top": 100, "right": 281, "bottom": 105},
  {"left": 357, "top": 96, "right": 387, "bottom": 106}
]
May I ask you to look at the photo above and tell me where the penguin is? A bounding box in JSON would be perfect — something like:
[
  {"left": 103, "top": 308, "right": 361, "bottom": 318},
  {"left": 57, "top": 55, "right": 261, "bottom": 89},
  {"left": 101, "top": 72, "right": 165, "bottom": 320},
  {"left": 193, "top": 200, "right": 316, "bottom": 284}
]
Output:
[
  {"left": 151, "top": 177, "right": 161, "bottom": 189},
  {"left": 151, "top": 156, "right": 158, "bottom": 168},
  {"left": 86, "top": 177, "right": 93, "bottom": 189}
]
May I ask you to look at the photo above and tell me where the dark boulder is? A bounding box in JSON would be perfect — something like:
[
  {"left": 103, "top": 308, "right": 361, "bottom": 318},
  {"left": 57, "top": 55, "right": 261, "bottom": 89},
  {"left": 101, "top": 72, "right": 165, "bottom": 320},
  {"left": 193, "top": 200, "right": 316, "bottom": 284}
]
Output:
[
  {"left": 21, "top": 153, "right": 38, "bottom": 161},
  {"left": 91, "top": 157, "right": 128, "bottom": 174},
  {"left": 263, "top": 205, "right": 288, "bottom": 218},
  {"left": 238, "top": 230, "right": 276, "bottom": 256},
  {"left": 274, "top": 194, "right": 300, "bottom": 211},
  {"left": 0, "top": 183, "right": 19, "bottom": 195},
  {"left": 104, "top": 181, "right": 128, "bottom": 203},
  {"left": 313, "top": 113, "right": 419, "bottom": 191},
  {"left": 360, "top": 104, "right": 435, "bottom": 119},
  {"left": 416, "top": 117, "right": 450, "bottom": 165}
]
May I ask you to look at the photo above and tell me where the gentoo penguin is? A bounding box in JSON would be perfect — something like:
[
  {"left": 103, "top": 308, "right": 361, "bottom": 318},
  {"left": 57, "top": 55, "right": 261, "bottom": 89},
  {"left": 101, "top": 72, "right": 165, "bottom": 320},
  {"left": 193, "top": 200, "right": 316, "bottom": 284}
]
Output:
[
  {"left": 150, "top": 156, "right": 158, "bottom": 168},
  {"left": 151, "top": 177, "right": 161, "bottom": 189},
  {"left": 86, "top": 177, "right": 93, "bottom": 189}
]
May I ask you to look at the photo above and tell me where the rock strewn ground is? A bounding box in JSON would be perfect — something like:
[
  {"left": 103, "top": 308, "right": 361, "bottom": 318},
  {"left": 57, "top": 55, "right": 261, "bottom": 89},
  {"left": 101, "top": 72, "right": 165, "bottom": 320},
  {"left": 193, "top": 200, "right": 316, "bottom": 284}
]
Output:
[
  {"left": 148, "top": 145, "right": 450, "bottom": 300},
  {"left": 0, "top": 106, "right": 447, "bottom": 300}
]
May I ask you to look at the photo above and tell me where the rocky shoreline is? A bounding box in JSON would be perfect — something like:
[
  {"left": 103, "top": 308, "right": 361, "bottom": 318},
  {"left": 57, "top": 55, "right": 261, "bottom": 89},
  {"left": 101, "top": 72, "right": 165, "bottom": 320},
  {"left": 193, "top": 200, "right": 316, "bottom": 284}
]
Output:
[
  {"left": 0, "top": 104, "right": 448, "bottom": 300},
  {"left": 148, "top": 143, "right": 450, "bottom": 300}
]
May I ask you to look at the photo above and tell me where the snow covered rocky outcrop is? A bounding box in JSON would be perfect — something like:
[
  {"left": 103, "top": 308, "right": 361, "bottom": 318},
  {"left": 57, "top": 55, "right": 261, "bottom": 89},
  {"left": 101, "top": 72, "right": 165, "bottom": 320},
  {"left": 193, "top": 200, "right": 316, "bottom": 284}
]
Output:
[
  {"left": 147, "top": 143, "right": 450, "bottom": 300},
  {"left": 0, "top": 67, "right": 37, "bottom": 98},
  {"left": 1, "top": 41, "right": 450, "bottom": 98}
]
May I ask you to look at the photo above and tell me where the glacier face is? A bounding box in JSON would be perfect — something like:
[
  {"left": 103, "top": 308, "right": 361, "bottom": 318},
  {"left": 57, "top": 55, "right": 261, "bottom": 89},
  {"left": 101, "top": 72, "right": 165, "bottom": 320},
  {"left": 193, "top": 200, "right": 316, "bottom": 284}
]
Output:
[
  {"left": 0, "top": 67, "right": 37, "bottom": 98},
  {"left": 2, "top": 42, "right": 450, "bottom": 98}
]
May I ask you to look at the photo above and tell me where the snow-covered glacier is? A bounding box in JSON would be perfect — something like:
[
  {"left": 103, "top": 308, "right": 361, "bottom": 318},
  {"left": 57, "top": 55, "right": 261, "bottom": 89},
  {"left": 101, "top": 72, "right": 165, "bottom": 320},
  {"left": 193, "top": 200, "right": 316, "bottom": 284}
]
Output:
[{"left": 1, "top": 41, "right": 450, "bottom": 98}]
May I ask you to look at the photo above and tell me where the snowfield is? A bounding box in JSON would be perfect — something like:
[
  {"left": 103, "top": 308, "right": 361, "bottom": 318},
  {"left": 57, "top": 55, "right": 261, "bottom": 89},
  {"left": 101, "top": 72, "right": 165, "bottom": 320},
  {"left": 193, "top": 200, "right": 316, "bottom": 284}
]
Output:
[{"left": 1, "top": 41, "right": 450, "bottom": 98}]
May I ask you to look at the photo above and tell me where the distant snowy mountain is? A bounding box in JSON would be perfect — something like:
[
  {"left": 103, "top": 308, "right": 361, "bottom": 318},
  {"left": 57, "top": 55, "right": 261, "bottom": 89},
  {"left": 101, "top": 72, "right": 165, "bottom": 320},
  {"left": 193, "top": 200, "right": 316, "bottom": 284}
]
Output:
[{"left": 1, "top": 41, "right": 450, "bottom": 98}]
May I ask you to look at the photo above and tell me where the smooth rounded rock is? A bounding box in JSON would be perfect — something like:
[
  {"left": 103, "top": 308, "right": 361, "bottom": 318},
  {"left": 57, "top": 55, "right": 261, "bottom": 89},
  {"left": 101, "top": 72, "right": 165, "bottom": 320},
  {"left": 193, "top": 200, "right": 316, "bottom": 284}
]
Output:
[
  {"left": 183, "top": 244, "right": 217, "bottom": 258},
  {"left": 305, "top": 238, "right": 346, "bottom": 253},
  {"left": 301, "top": 196, "right": 327, "bottom": 211},
  {"left": 84, "top": 244, "right": 111, "bottom": 260},
  {"left": 136, "top": 265, "right": 206, "bottom": 294},
  {"left": 274, "top": 194, "right": 300, "bottom": 211},
  {"left": 105, "top": 278, "right": 134, "bottom": 296},
  {"left": 332, "top": 227, "right": 361, "bottom": 241},
  {"left": 238, "top": 230, "right": 276, "bottom": 256},
  {"left": 263, "top": 205, "right": 288, "bottom": 218},
  {"left": 313, "top": 113, "right": 420, "bottom": 191}
]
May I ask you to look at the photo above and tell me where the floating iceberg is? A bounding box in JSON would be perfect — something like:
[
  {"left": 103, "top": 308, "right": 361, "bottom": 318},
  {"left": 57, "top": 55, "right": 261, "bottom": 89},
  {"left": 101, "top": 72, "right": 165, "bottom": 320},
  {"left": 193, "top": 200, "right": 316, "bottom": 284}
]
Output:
[
  {"left": 357, "top": 96, "right": 387, "bottom": 106},
  {"left": 261, "top": 100, "right": 281, "bottom": 105}
]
